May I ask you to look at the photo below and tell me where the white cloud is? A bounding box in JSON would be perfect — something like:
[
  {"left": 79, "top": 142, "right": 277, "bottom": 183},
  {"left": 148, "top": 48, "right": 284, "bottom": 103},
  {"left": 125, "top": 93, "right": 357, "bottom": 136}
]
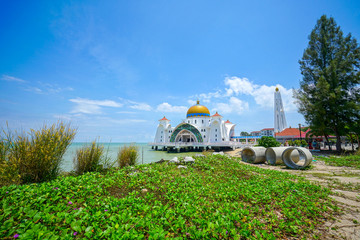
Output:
[
  {"left": 1, "top": 75, "right": 26, "bottom": 83},
  {"left": 156, "top": 102, "right": 187, "bottom": 113},
  {"left": 25, "top": 87, "right": 43, "bottom": 94},
  {"left": 252, "top": 85, "right": 295, "bottom": 111},
  {"left": 212, "top": 97, "right": 249, "bottom": 115},
  {"left": 225, "top": 77, "right": 255, "bottom": 96},
  {"left": 223, "top": 76, "right": 296, "bottom": 112},
  {"left": 69, "top": 98, "right": 123, "bottom": 114},
  {"left": 129, "top": 102, "right": 152, "bottom": 111},
  {"left": 187, "top": 99, "right": 196, "bottom": 105}
]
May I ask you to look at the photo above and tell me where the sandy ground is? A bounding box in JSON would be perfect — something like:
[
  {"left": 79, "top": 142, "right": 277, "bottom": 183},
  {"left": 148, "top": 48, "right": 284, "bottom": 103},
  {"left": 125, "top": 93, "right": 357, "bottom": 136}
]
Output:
[{"left": 224, "top": 149, "right": 360, "bottom": 239}]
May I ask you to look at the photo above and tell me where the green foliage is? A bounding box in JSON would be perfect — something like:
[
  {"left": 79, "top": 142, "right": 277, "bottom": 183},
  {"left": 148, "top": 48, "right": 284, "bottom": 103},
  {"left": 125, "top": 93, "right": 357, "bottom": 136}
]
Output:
[
  {"left": 258, "top": 136, "right": 281, "bottom": 148},
  {"left": 0, "top": 155, "right": 337, "bottom": 239},
  {"left": 288, "top": 140, "right": 294, "bottom": 146},
  {"left": 240, "top": 131, "right": 250, "bottom": 136},
  {"left": 117, "top": 145, "right": 139, "bottom": 168},
  {"left": 0, "top": 122, "right": 76, "bottom": 185},
  {"left": 73, "top": 140, "right": 113, "bottom": 175},
  {"left": 294, "top": 15, "right": 360, "bottom": 152}
]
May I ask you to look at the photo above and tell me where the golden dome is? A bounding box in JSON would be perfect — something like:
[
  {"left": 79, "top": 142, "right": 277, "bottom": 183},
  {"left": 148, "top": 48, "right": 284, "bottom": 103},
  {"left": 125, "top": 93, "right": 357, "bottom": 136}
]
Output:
[
  {"left": 186, "top": 100, "right": 210, "bottom": 118},
  {"left": 275, "top": 87, "right": 279, "bottom": 92}
]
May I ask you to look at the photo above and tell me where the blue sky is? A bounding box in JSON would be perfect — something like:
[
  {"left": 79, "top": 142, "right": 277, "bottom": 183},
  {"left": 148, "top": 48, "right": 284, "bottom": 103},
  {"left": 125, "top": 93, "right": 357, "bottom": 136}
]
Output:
[{"left": 1, "top": 0, "right": 360, "bottom": 142}]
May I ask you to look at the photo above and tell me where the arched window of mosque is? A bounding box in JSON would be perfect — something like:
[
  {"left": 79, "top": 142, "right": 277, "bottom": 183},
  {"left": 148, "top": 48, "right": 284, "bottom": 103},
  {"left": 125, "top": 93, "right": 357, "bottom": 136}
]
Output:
[
  {"left": 202, "top": 120, "right": 204, "bottom": 123},
  {"left": 188, "top": 120, "right": 190, "bottom": 123},
  {"left": 204, "top": 135, "right": 206, "bottom": 138},
  {"left": 215, "top": 134, "right": 217, "bottom": 137},
  {"left": 195, "top": 120, "right": 197, "bottom": 124},
  {"left": 161, "top": 131, "right": 163, "bottom": 133},
  {"left": 215, "top": 129, "right": 217, "bottom": 132},
  {"left": 204, "top": 129, "right": 206, "bottom": 132},
  {"left": 215, "top": 139, "right": 217, "bottom": 141}
]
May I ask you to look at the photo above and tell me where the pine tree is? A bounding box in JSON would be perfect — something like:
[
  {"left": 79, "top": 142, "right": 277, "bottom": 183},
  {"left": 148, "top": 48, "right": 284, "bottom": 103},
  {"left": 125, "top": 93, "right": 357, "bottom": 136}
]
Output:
[{"left": 294, "top": 15, "right": 360, "bottom": 152}]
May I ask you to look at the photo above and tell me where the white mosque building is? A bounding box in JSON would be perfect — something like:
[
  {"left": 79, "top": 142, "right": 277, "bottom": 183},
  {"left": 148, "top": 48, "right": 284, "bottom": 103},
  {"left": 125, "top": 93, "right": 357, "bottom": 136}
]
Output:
[{"left": 152, "top": 100, "right": 236, "bottom": 151}]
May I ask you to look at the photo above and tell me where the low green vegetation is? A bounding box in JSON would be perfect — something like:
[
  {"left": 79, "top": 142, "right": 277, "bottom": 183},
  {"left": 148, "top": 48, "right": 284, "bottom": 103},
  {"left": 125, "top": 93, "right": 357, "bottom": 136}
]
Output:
[
  {"left": 0, "top": 122, "right": 76, "bottom": 186},
  {"left": 257, "top": 136, "right": 281, "bottom": 148},
  {"left": 117, "top": 145, "right": 139, "bottom": 168},
  {"left": 1, "top": 155, "right": 337, "bottom": 239},
  {"left": 315, "top": 154, "right": 360, "bottom": 169},
  {"left": 73, "top": 140, "right": 113, "bottom": 175}
]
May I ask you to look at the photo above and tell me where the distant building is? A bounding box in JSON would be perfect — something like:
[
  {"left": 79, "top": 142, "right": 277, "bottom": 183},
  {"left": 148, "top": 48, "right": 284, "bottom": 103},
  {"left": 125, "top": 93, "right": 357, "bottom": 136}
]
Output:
[
  {"left": 260, "top": 128, "right": 275, "bottom": 137},
  {"left": 250, "top": 131, "right": 261, "bottom": 137},
  {"left": 274, "top": 127, "right": 301, "bottom": 143}
]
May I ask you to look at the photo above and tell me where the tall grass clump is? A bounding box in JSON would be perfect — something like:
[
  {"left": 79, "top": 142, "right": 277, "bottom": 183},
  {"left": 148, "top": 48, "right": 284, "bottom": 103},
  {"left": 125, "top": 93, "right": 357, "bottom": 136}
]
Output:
[
  {"left": 73, "top": 140, "right": 113, "bottom": 175},
  {"left": 117, "top": 145, "right": 139, "bottom": 168},
  {"left": 0, "top": 121, "right": 76, "bottom": 185}
]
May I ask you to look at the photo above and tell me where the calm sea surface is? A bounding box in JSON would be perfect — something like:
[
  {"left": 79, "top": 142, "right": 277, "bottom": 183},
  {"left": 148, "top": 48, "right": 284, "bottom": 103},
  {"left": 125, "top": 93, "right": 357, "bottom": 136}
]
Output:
[{"left": 61, "top": 142, "right": 198, "bottom": 172}]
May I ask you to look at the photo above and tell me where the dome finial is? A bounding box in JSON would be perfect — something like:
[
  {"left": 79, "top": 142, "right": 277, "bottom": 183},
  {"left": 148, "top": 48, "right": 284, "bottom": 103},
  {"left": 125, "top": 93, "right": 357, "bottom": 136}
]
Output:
[
  {"left": 196, "top": 99, "right": 200, "bottom": 105},
  {"left": 275, "top": 87, "right": 279, "bottom": 92}
]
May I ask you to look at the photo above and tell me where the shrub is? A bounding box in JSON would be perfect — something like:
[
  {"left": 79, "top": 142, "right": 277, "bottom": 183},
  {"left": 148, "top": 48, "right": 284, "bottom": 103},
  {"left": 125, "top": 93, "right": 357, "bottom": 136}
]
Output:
[
  {"left": 293, "top": 140, "right": 302, "bottom": 146},
  {"left": 117, "top": 145, "right": 139, "bottom": 168},
  {"left": 258, "top": 136, "right": 281, "bottom": 148},
  {"left": 1, "top": 121, "right": 76, "bottom": 185},
  {"left": 73, "top": 140, "right": 112, "bottom": 175},
  {"left": 288, "top": 140, "right": 294, "bottom": 146}
]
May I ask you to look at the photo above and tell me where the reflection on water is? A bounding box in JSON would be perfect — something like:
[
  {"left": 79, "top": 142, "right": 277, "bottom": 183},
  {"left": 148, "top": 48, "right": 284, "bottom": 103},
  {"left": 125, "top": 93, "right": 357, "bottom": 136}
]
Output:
[{"left": 61, "top": 142, "right": 199, "bottom": 172}]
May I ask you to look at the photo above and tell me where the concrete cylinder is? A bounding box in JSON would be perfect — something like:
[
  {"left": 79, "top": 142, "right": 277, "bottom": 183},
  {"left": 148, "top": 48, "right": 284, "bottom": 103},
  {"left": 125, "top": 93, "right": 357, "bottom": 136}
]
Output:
[
  {"left": 282, "top": 147, "right": 313, "bottom": 169},
  {"left": 241, "top": 147, "right": 266, "bottom": 164},
  {"left": 265, "top": 147, "right": 300, "bottom": 165}
]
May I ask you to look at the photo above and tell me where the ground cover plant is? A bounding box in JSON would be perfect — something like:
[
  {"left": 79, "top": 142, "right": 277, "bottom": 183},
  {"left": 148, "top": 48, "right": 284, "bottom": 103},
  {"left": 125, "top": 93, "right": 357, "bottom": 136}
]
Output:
[
  {"left": 0, "top": 155, "right": 337, "bottom": 239},
  {"left": 315, "top": 154, "right": 360, "bottom": 169}
]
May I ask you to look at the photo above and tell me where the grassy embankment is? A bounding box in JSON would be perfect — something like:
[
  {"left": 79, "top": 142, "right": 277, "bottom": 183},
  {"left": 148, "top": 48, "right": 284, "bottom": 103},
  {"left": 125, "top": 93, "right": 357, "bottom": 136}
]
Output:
[
  {"left": 1, "top": 155, "right": 337, "bottom": 239},
  {"left": 315, "top": 153, "right": 360, "bottom": 169}
]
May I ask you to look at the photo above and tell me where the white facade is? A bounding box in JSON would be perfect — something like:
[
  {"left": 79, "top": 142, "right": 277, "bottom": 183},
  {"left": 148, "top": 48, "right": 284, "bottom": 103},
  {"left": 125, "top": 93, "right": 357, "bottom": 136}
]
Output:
[
  {"left": 154, "top": 102, "right": 236, "bottom": 144},
  {"left": 274, "top": 88, "right": 287, "bottom": 133}
]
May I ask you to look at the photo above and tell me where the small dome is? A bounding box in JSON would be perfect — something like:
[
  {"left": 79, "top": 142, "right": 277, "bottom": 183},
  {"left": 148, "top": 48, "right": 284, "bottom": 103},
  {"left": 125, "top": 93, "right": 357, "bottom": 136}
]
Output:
[
  {"left": 186, "top": 100, "right": 210, "bottom": 118},
  {"left": 275, "top": 87, "right": 279, "bottom": 92}
]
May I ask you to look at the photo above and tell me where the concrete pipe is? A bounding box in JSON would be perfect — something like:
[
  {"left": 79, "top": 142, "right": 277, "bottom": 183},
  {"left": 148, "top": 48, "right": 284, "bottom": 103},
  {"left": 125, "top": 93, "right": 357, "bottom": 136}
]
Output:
[
  {"left": 282, "top": 147, "right": 313, "bottom": 169},
  {"left": 241, "top": 147, "right": 266, "bottom": 164},
  {"left": 265, "top": 147, "right": 300, "bottom": 165}
]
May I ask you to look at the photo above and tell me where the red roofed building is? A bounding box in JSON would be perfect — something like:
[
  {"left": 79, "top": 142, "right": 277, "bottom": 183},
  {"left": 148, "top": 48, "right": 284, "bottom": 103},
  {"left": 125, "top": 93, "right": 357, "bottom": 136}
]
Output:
[
  {"left": 250, "top": 131, "right": 261, "bottom": 137},
  {"left": 159, "top": 116, "right": 170, "bottom": 121},
  {"left": 211, "top": 112, "right": 222, "bottom": 117},
  {"left": 275, "top": 127, "right": 307, "bottom": 143}
]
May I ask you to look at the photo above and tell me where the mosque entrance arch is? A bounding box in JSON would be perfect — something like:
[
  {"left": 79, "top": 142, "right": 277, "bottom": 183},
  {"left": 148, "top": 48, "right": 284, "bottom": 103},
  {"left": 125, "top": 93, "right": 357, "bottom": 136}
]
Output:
[
  {"left": 170, "top": 123, "right": 203, "bottom": 143},
  {"left": 175, "top": 130, "right": 197, "bottom": 143}
]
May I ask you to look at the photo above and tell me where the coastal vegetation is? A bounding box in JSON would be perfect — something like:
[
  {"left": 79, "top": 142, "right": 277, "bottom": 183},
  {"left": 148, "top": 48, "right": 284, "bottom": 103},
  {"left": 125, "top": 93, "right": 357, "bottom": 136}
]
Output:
[
  {"left": 0, "top": 155, "right": 337, "bottom": 239},
  {"left": 294, "top": 15, "right": 360, "bottom": 152},
  {"left": 0, "top": 122, "right": 76, "bottom": 186},
  {"left": 73, "top": 140, "right": 114, "bottom": 175},
  {"left": 117, "top": 145, "right": 139, "bottom": 168}
]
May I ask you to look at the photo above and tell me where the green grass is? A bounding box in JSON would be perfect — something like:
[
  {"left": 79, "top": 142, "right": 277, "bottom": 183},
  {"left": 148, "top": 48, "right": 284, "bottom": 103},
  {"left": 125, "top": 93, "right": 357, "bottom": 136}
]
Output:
[
  {"left": 315, "top": 154, "right": 360, "bottom": 169},
  {"left": 0, "top": 155, "right": 337, "bottom": 239}
]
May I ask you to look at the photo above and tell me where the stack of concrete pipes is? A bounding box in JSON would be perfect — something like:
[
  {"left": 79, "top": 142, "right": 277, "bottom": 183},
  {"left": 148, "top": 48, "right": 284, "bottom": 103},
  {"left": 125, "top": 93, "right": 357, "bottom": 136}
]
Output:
[{"left": 241, "top": 146, "right": 313, "bottom": 170}]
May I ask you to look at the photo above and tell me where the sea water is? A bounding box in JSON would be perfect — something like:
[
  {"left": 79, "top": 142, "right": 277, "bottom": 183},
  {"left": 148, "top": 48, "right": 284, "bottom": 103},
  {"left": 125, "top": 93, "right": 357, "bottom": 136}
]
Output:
[{"left": 61, "top": 142, "right": 198, "bottom": 172}]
